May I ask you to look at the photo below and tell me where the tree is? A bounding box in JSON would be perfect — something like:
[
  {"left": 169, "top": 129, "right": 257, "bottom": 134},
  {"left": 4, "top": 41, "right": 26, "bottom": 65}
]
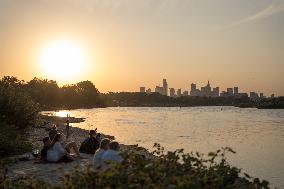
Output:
[{"left": 0, "top": 76, "right": 40, "bottom": 128}]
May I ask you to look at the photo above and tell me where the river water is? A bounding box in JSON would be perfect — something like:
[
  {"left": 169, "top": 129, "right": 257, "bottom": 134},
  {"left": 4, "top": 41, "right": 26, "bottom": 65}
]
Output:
[{"left": 51, "top": 107, "right": 284, "bottom": 188}]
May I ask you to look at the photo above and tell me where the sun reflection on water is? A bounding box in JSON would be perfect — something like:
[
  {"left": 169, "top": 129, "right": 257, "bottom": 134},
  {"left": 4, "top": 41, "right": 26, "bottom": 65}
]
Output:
[{"left": 55, "top": 110, "right": 70, "bottom": 117}]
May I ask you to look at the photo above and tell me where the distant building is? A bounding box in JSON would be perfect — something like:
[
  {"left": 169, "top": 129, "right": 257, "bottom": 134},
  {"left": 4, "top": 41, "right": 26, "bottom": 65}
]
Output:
[
  {"left": 212, "top": 87, "right": 219, "bottom": 97},
  {"left": 227, "top": 88, "right": 233, "bottom": 96},
  {"left": 162, "top": 79, "right": 168, "bottom": 96},
  {"left": 183, "top": 91, "right": 189, "bottom": 96},
  {"left": 191, "top": 83, "right": 196, "bottom": 91},
  {"left": 169, "top": 88, "right": 175, "bottom": 97},
  {"left": 235, "top": 93, "right": 248, "bottom": 98},
  {"left": 147, "top": 79, "right": 260, "bottom": 99},
  {"left": 190, "top": 83, "right": 200, "bottom": 96},
  {"left": 191, "top": 89, "right": 201, "bottom": 96},
  {"left": 233, "top": 87, "right": 238, "bottom": 95},
  {"left": 250, "top": 92, "right": 259, "bottom": 99},
  {"left": 146, "top": 88, "right": 151, "bottom": 94},
  {"left": 155, "top": 86, "right": 163, "bottom": 95},
  {"left": 200, "top": 81, "right": 211, "bottom": 97},
  {"left": 220, "top": 91, "right": 228, "bottom": 97},
  {"left": 140, "top": 87, "right": 146, "bottom": 93},
  {"left": 177, "top": 89, "right": 182, "bottom": 97}
]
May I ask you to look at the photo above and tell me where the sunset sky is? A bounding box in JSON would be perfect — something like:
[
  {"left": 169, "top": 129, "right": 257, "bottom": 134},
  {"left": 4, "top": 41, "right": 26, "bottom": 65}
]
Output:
[{"left": 0, "top": 0, "right": 283, "bottom": 96}]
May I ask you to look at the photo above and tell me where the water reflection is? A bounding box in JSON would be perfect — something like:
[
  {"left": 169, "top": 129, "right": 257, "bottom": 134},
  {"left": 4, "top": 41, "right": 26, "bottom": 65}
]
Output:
[{"left": 55, "top": 110, "right": 70, "bottom": 117}]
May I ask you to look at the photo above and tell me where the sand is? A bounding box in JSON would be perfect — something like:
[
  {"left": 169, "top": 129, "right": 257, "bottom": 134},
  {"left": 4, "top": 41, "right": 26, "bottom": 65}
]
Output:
[{"left": 7, "top": 118, "right": 151, "bottom": 185}]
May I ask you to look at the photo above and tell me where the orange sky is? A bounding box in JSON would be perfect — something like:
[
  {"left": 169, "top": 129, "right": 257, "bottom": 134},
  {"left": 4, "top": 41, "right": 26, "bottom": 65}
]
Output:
[{"left": 0, "top": 0, "right": 283, "bottom": 96}]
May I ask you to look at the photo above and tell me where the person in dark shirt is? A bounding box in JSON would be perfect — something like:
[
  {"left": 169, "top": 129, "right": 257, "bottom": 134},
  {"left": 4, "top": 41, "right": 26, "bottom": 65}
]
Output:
[
  {"left": 49, "top": 124, "right": 58, "bottom": 141},
  {"left": 96, "top": 133, "right": 102, "bottom": 143},
  {"left": 79, "top": 130, "right": 99, "bottom": 154},
  {"left": 40, "top": 137, "right": 51, "bottom": 160}
]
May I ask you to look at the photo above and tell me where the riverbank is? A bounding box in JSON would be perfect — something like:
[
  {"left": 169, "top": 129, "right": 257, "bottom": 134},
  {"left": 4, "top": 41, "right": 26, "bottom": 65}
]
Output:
[
  {"left": 2, "top": 113, "right": 274, "bottom": 188},
  {"left": 6, "top": 116, "right": 151, "bottom": 185}
]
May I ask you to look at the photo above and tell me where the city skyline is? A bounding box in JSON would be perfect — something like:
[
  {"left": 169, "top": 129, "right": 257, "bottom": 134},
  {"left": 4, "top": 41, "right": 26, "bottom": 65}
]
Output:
[
  {"left": 140, "top": 79, "right": 272, "bottom": 98},
  {"left": 0, "top": 1, "right": 283, "bottom": 188},
  {"left": 0, "top": 0, "right": 283, "bottom": 95}
]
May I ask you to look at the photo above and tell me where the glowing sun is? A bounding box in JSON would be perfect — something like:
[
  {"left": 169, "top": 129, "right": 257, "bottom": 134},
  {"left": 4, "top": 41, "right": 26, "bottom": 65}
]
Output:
[{"left": 39, "top": 40, "right": 88, "bottom": 82}]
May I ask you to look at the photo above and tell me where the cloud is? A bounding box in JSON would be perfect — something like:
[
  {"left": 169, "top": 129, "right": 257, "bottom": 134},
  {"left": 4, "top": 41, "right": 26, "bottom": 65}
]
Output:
[{"left": 218, "top": 3, "right": 284, "bottom": 31}]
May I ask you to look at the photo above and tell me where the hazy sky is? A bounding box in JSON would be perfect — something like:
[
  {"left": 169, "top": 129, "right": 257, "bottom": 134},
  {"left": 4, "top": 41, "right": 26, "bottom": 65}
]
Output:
[{"left": 0, "top": 0, "right": 283, "bottom": 95}]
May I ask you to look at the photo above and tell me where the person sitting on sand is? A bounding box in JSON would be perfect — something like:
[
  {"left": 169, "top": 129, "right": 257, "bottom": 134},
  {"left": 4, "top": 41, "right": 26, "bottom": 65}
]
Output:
[
  {"left": 49, "top": 124, "right": 58, "bottom": 141},
  {"left": 47, "top": 133, "right": 81, "bottom": 162},
  {"left": 101, "top": 141, "right": 123, "bottom": 167},
  {"left": 79, "top": 130, "right": 99, "bottom": 154},
  {"left": 65, "top": 118, "right": 70, "bottom": 139},
  {"left": 93, "top": 138, "right": 110, "bottom": 169},
  {"left": 40, "top": 137, "right": 51, "bottom": 160},
  {"left": 96, "top": 133, "right": 102, "bottom": 143}
]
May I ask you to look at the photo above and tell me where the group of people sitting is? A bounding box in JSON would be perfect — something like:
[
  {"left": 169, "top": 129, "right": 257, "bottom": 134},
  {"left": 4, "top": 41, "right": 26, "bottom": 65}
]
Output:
[{"left": 40, "top": 124, "right": 123, "bottom": 170}]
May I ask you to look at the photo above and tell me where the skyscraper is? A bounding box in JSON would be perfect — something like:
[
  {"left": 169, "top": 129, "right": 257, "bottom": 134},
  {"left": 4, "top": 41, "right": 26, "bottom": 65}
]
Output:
[
  {"left": 234, "top": 87, "right": 238, "bottom": 95},
  {"left": 155, "top": 86, "right": 163, "bottom": 95},
  {"left": 191, "top": 83, "right": 196, "bottom": 91},
  {"left": 250, "top": 92, "right": 259, "bottom": 99},
  {"left": 169, "top": 88, "right": 175, "bottom": 97},
  {"left": 190, "top": 83, "right": 200, "bottom": 96},
  {"left": 183, "top": 91, "right": 189, "bottom": 96},
  {"left": 201, "top": 81, "right": 211, "bottom": 97},
  {"left": 227, "top": 88, "right": 233, "bottom": 96},
  {"left": 177, "top": 89, "right": 182, "bottom": 97},
  {"left": 162, "top": 79, "right": 168, "bottom": 96},
  {"left": 212, "top": 87, "right": 219, "bottom": 97}
]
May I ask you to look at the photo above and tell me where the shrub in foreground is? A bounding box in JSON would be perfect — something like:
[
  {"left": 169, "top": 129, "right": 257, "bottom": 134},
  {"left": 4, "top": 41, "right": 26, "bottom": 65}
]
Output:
[
  {"left": 1, "top": 144, "right": 270, "bottom": 189},
  {"left": 61, "top": 144, "right": 269, "bottom": 189},
  {"left": 0, "top": 121, "right": 32, "bottom": 158}
]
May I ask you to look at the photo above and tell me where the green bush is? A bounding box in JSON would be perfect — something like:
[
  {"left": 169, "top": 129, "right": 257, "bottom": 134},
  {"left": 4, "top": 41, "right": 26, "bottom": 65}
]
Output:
[
  {"left": 61, "top": 144, "right": 269, "bottom": 189},
  {"left": 0, "top": 144, "right": 270, "bottom": 189},
  {"left": 0, "top": 121, "right": 32, "bottom": 158},
  {"left": 0, "top": 76, "right": 40, "bottom": 129}
]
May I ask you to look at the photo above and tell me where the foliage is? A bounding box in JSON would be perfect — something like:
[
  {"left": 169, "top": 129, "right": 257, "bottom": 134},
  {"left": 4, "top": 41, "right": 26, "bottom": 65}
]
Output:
[
  {"left": 0, "top": 76, "right": 105, "bottom": 111},
  {"left": 60, "top": 144, "right": 270, "bottom": 189},
  {"left": 102, "top": 92, "right": 252, "bottom": 107},
  {"left": 0, "top": 76, "right": 37, "bottom": 159},
  {"left": 0, "top": 76, "right": 105, "bottom": 159},
  {"left": 60, "top": 81, "right": 105, "bottom": 109},
  {"left": 102, "top": 92, "right": 284, "bottom": 109},
  {"left": 257, "top": 97, "right": 284, "bottom": 109},
  {"left": 1, "top": 144, "right": 270, "bottom": 189},
  {"left": 0, "top": 76, "right": 40, "bottom": 128},
  {"left": 25, "top": 78, "right": 61, "bottom": 110},
  {"left": 25, "top": 78, "right": 105, "bottom": 110},
  {"left": 1, "top": 75, "right": 282, "bottom": 110},
  {"left": 0, "top": 121, "right": 32, "bottom": 158}
]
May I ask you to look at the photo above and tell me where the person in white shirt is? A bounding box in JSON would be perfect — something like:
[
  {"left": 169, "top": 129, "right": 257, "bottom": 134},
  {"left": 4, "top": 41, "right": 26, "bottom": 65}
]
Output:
[
  {"left": 93, "top": 138, "right": 110, "bottom": 169},
  {"left": 47, "top": 133, "right": 81, "bottom": 162},
  {"left": 101, "top": 141, "right": 123, "bottom": 168}
]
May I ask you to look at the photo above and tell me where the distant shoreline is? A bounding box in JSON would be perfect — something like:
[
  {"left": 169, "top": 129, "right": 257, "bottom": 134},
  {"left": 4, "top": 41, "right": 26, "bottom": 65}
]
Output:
[{"left": 42, "top": 104, "right": 284, "bottom": 112}]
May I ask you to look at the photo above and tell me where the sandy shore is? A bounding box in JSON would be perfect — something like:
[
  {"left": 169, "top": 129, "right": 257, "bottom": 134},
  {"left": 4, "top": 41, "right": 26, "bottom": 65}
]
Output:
[{"left": 7, "top": 116, "right": 151, "bottom": 185}]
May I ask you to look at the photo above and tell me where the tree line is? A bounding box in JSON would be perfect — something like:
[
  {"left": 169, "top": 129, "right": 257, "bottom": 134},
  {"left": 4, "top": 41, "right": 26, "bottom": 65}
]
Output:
[
  {"left": 0, "top": 76, "right": 104, "bottom": 127},
  {"left": 0, "top": 75, "right": 282, "bottom": 129},
  {"left": 101, "top": 92, "right": 253, "bottom": 107}
]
